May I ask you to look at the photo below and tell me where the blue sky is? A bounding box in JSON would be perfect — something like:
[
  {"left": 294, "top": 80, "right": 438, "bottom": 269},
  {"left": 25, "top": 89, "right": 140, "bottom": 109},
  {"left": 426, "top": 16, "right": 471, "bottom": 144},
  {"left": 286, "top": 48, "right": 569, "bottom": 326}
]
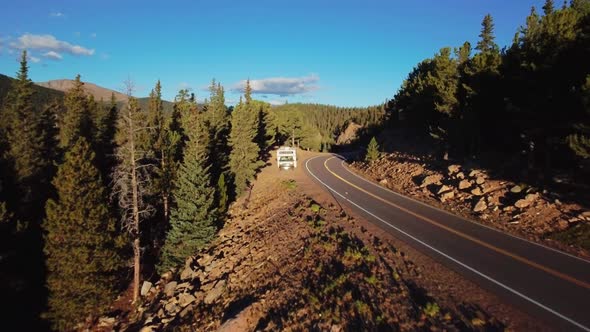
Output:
[{"left": 0, "top": 0, "right": 545, "bottom": 106}]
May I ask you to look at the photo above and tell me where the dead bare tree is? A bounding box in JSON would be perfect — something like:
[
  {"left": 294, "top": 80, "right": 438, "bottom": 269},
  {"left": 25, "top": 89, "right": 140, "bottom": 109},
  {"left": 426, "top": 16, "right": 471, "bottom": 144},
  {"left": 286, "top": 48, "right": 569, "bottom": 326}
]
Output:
[{"left": 112, "top": 79, "right": 154, "bottom": 302}]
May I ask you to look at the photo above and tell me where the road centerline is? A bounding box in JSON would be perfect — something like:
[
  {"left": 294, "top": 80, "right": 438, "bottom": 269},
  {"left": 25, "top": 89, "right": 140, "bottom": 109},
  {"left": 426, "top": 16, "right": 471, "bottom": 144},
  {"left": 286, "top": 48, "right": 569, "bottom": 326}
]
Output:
[{"left": 322, "top": 156, "right": 590, "bottom": 290}]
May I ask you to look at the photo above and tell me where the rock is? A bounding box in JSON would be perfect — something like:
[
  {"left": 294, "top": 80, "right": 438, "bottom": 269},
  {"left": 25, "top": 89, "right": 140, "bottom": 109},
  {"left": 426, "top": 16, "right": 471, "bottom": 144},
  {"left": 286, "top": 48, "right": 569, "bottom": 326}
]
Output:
[
  {"left": 98, "top": 317, "right": 115, "bottom": 327},
  {"left": 510, "top": 185, "right": 522, "bottom": 194},
  {"left": 141, "top": 281, "right": 153, "bottom": 297},
  {"left": 180, "top": 266, "right": 196, "bottom": 280},
  {"left": 179, "top": 304, "right": 193, "bottom": 318},
  {"left": 447, "top": 165, "right": 461, "bottom": 175},
  {"left": 470, "top": 187, "right": 483, "bottom": 196},
  {"left": 458, "top": 180, "right": 472, "bottom": 190},
  {"left": 164, "top": 281, "right": 177, "bottom": 297},
  {"left": 476, "top": 177, "right": 485, "bottom": 185},
  {"left": 456, "top": 172, "right": 465, "bottom": 180},
  {"left": 437, "top": 185, "right": 452, "bottom": 194},
  {"left": 165, "top": 299, "right": 179, "bottom": 313},
  {"left": 473, "top": 198, "right": 487, "bottom": 212},
  {"left": 514, "top": 199, "right": 530, "bottom": 209},
  {"left": 439, "top": 191, "right": 455, "bottom": 202},
  {"left": 420, "top": 174, "right": 443, "bottom": 188},
  {"left": 379, "top": 178, "right": 388, "bottom": 185},
  {"left": 161, "top": 271, "right": 173, "bottom": 282},
  {"left": 204, "top": 279, "right": 226, "bottom": 304},
  {"left": 178, "top": 293, "right": 196, "bottom": 307},
  {"left": 554, "top": 199, "right": 562, "bottom": 205},
  {"left": 140, "top": 326, "right": 159, "bottom": 332},
  {"left": 468, "top": 170, "right": 480, "bottom": 178}
]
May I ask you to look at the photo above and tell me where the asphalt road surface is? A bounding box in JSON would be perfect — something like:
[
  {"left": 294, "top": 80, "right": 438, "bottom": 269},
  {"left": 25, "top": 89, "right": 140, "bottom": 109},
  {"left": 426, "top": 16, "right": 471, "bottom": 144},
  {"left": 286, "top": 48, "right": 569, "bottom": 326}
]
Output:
[{"left": 305, "top": 154, "right": 590, "bottom": 331}]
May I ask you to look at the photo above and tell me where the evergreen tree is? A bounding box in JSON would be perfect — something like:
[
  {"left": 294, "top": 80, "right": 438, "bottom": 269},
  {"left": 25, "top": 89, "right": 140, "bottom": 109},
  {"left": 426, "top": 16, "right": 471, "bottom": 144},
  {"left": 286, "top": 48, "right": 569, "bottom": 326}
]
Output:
[
  {"left": 216, "top": 172, "right": 229, "bottom": 213},
  {"left": 365, "top": 137, "right": 380, "bottom": 162},
  {"left": 229, "top": 82, "right": 263, "bottom": 195},
  {"left": 543, "top": 0, "right": 556, "bottom": 15},
  {"left": 159, "top": 107, "right": 217, "bottom": 273},
  {"left": 95, "top": 93, "right": 119, "bottom": 182},
  {"left": 476, "top": 14, "right": 498, "bottom": 53},
  {"left": 3, "top": 51, "right": 50, "bottom": 217},
  {"left": 146, "top": 80, "right": 174, "bottom": 222},
  {"left": 43, "top": 137, "right": 123, "bottom": 330},
  {"left": 59, "top": 74, "right": 93, "bottom": 149}
]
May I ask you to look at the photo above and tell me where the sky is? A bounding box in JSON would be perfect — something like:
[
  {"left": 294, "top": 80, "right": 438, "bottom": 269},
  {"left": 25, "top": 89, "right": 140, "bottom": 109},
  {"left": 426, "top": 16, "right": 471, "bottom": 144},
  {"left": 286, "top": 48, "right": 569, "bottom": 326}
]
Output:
[{"left": 0, "top": 0, "right": 546, "bottom": 106}]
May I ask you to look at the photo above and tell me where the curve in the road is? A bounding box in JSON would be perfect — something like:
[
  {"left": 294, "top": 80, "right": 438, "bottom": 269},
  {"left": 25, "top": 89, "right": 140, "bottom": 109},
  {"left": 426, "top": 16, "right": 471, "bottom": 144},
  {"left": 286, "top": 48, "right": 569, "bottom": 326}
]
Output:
[{"left": 305, "top": 154, "right": 590, "bottom": 332}]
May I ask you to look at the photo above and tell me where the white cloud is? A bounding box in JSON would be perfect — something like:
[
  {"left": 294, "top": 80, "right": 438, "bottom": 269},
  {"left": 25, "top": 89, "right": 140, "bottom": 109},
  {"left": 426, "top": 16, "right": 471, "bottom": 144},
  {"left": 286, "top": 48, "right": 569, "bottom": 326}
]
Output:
[
  {"left": 29, "top": 55, "right": 40, "bottom": 63},
  {"left": 10, "top": 33, "right": 94, "bottom": 56},
  {"left": 232, "top": 74, "right": 320, "bottom": 96},
  {"left": 50, "top": 12, "right": 65, "bottom": 18},
  {"left": 42, "top": 51, "right": 63, "bottom": 60}
]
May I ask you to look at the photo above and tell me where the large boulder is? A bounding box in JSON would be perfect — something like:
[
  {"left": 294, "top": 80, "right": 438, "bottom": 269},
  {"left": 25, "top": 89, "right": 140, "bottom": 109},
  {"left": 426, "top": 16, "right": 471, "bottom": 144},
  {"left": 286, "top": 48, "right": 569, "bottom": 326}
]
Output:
[
  {"left": 510, "top": 185, "right": 523, "bottom": 194},
  {"left": 205, "top": 279, "right": 226, "bottom": 304},
  {"left": 141, "top": 281, "right": 153, "bottom": 297},
  {"left": 439, "top": 191, "right": 455, "bottom": 203},
  {"left": 420, "top": 174, "right": 443, "bottom": 188},
  {"left": 473, "top": 198, "right": 487, "bottom": 212},
  {"left": 447, "top": 165, "right": 461, "bottom": 175},
  {"left": 164, "top": 281, "right": 177, "bottom": 297},
  {"left": 458, "top": 180, "right": 472, "bottom": 190}
]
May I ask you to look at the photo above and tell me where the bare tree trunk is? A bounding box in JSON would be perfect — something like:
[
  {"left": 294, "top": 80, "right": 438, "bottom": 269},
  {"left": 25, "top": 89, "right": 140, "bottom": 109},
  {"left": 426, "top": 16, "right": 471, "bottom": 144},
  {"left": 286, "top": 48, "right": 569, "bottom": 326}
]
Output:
[
  {"left": 129, "top": 108, "right": 142, "bottom": 303},
  {"left": 161, "top": 149, "right": 168, "bottom": 221}
]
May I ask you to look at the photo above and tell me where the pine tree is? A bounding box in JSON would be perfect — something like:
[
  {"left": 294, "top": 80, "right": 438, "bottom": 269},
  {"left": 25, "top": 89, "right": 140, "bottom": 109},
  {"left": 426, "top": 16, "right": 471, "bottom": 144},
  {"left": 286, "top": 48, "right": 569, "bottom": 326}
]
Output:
[
  {"left": 159, "top": 108, "right": 217, "bottom": 273},
  {"left": 365, "top": 137, "right": 380, "bottom": 162},
  {"left": 229, "top": 82, "right": 263, "bottom": 195},
  {"left": 217, "top": 172, "right": 229, "bottom": 213},
  {"left": 543, "top": 0, "right": 555, "bottom": 15},
  {"left": 146, "top": 80, "right": 173, "bottom": 222},
  {"left": 3, "top": 51, "right": 50, "bottom": 217},
  {"left": 59, "top": 74, "right": 93, "bottom": 149},
  {"left": 43, "top": 137, "right": 123, "bottom": 330},
  {"left": 476, "top": 14, "right": 498, "bottom": 53}
]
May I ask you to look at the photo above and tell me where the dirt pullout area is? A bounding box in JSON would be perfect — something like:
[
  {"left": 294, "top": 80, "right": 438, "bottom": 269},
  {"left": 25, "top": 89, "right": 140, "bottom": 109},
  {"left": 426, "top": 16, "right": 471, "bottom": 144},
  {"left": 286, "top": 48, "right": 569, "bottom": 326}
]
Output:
[
  {"left": 350, "top": 151, "right": 590, "bottom": 258},
  {"left": 100, "top": 150, "right": 542, "bottom": 331}
]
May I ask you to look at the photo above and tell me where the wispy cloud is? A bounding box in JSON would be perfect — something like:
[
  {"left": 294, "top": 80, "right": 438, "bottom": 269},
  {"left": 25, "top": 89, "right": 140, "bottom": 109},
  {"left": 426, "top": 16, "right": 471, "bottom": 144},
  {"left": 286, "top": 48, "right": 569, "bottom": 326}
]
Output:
[
  {"left": 10, "top": 34, "right": 94, "bottom": 57},
  {"left": 42, "top": 51, "right": 63, "bottom": 60},
  {"left": 232, "top": 74, "right": 320, "bottom": 96},
  {"left": 49, "top": 12, "right": 65, "bottom": 18},
  {"left": 29, "top": 55, "right": 40, "bottom": 63}
]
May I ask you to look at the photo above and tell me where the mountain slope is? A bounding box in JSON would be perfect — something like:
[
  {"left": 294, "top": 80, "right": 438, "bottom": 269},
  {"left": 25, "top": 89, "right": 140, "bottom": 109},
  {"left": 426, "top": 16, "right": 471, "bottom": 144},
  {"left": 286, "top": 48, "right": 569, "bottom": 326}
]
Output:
[
  {"left": 0, "top": 74, "right": 64, "bottom": 107},
  {"left": 36, "top": 79, "right": 128, "bottom": 102}
]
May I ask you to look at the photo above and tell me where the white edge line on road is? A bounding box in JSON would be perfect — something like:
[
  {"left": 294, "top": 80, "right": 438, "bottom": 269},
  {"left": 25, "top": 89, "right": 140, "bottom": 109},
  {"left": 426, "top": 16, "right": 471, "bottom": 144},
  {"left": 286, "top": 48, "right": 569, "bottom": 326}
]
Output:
[
  {"left": 305, "top": 155, "right": 590, "bottom": 332},
  {"left": 337, "top": 157, "right": 590, "bottom": 265}
]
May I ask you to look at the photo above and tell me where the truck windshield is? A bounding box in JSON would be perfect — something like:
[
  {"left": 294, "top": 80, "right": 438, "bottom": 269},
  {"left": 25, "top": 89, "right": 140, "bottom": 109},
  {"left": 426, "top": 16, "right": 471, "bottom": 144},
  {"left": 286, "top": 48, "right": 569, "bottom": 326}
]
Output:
[{"left": 279, "top": 156, "right": 294, "bottom": 162}]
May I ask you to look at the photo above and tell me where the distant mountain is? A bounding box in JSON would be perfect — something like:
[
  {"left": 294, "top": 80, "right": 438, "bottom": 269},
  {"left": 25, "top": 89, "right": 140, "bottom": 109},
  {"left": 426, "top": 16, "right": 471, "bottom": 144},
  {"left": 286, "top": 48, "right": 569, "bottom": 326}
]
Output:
[
  {"left": 36, "top": 78, "right": 174, "bottom": 112},
  {"left": 36, "top": 79, "right": 128, "bottom": 102},
  {"left": 1, "top": 75, "right": 174, "bottom": 112},
  {"left": 0, "top": 73, "right": 64, "bottom": 107}
]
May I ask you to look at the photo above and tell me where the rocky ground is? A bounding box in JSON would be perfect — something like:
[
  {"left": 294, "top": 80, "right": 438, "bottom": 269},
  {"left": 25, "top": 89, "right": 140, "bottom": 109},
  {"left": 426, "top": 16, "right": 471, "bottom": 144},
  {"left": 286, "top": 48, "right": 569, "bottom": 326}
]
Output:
[
  {"left": 92, "top": 150, "right": 552, "bottom": 331},
  {"left": 351, "top": 151, "right": 590, "bottom": 257}
]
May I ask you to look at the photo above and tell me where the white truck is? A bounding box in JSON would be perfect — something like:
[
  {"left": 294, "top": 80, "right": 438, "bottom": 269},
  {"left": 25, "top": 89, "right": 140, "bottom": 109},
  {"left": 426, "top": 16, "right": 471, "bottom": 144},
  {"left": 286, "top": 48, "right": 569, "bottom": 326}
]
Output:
[{"left": 277, "top": 146, "right": 297, "bottom": 169}]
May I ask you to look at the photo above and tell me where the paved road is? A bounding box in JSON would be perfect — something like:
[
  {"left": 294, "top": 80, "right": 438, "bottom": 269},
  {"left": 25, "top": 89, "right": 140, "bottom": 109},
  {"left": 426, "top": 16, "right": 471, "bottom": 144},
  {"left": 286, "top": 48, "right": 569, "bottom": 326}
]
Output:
[{"left": 305, "top": 154, "right": 590, "bottom": 331}]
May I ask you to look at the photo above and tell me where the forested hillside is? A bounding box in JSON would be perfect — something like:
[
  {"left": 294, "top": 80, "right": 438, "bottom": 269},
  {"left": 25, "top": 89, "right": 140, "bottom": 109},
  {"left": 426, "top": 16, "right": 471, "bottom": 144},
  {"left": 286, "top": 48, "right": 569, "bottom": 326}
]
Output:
[
  {"left": 384, "top": 1, "right": 590, "bottom": 176},
  {"left": 271, "top": 103, "right": 386, "bottom": 151}
]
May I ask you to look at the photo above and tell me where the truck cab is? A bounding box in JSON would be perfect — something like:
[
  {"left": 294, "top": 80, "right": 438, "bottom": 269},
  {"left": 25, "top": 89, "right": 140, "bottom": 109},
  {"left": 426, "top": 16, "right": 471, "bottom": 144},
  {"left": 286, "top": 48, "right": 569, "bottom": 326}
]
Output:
[{"left": 277, "top": 147, "right": 297, "bottom": 169}]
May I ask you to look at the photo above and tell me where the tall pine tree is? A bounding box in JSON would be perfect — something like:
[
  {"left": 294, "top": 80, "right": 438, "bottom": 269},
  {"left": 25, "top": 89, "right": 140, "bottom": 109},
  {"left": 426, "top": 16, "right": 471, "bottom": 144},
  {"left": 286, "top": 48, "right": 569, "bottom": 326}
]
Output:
[
  {"left": 43, "top": 137, "right": 123, "bottom": 330},
  {"left": 229, "top": 81, "right": 264, "bottom": 196},
  {"left": 159, "top": 104, "right": 217, "bottom": 273},
  {"left": 59, "top": 74, "right": 93, "bottom": 149}
]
